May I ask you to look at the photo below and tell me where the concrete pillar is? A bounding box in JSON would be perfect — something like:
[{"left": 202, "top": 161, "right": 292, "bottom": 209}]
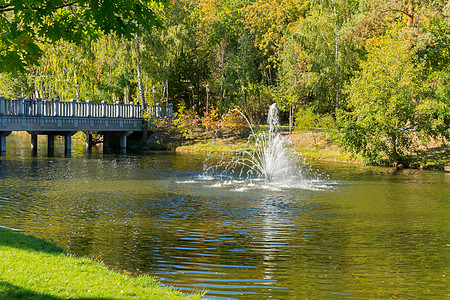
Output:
[
  {"left": 85, "top": 132, "right": 93, "bottom": 148},
  {"left": 101, "top": 101, "right": 106, "bottom": 117},
  {"left": 71, "top": 99, "right": 76, "bottom": 117},
  {"left": 47, "top": 134, "right": 55, "bottom": 156},
  {"left": 0, "top": 136, "right": 5, "bottom": 156},
  {"left": 120, "top": 135, "right": 127, "bottom": 148},
  {"left": 0, "top": 136, "right": 5, "bottom": 154},
  {"left": 77, "top": 100, "right": 81, "bottom": 116},
  {"left": 87, "top": 100, "right": 92, "bottom": 117},
  {"left": 64, "top": 135, "right": 72, "bottom": 152},
  {"left": 18, "top": 97, "right": 24, "bottom": 116},
  {"left": 66, "top": 136, "right": 71, "bottom": 150},
  {"left": 130, "top": 102, "right": 135, "bottom": 118},
  {"left": 119, "top": 134, "right": 128, "bottom": 155},
  {"left": 168, "top": 103, "right": 174, "bottom": 118},
  {"left": 0, "top": 131, "right": 11, "bottom": 155},
  {"left": 155, "top": 103, "right": 161, "bottom": 118},
  {"left": 142, "top": 126, "right": 148, "bottom": 141},
  {"left": 116, "top": 101, "right": 122, "bottom": 118},
  {"left": 31, "top": 133, "right": 38, "bottom": 153},
  {"left": 103, "top": 134, "right": 109, "bottom": 154}
]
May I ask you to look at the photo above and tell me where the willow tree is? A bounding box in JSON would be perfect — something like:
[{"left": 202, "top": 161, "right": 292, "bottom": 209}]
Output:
[
  {"left": 140, "top": 0, "right": 200, "bottom": 109},
  {"left": 279, "top": 0, "right": 362, "bottom": 114},
  {"left": 24, "top": 35, "right": 137, "bottom": 103}
]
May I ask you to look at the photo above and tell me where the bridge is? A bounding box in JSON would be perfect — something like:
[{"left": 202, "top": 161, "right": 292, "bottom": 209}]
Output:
[{"left": 0, "top": 96, "right": 173, "bottom": 156}]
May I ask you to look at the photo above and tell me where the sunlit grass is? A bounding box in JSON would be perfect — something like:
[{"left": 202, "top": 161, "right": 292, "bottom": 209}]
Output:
[
  {"left": 176, "top": 131, "right": 449, "bottom": 170},
  {"left": 177, "top": 132, "right": 361, "bottom": 163},
  {"left": 294, "top": 144, "right": 362, "bottom": 162},
  {"left": 0, "top": 228, "right": 200, "bottom": 299},
  {"left": 177, "top": 137, "right": 248, "bottom": 154}
]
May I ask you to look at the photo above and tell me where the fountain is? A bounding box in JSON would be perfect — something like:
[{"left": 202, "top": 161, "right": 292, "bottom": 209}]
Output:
[
  {"left": 225, "top": 104, "right": 301, "bottom": 182},
  {"left": 202, "top": 103, "right": 328, "bottom": 190}
]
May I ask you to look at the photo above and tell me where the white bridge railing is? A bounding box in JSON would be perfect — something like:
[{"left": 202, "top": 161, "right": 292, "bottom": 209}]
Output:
[{"left": 0, "top": 97, "right": 173, "bottom": 119}]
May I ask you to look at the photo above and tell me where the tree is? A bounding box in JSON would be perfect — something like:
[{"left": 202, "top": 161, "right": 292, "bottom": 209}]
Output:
[
  {"left": 0, "top": 0, "right": 163, "bottom": 73},
  {"left": 243, "top": 0, "right": 308, "bottom": 86},
  {"left": 341, "top": 36, "right": 445, "bottom": 166},
  {"left": 278, "top": 0, "right": 362, "bottom": 115},
  {"left": 417, "top": 16, "right": 450, "bottom": 136},
  {"left": 200, "top": 0, "right": 255, "bottom": 111}
]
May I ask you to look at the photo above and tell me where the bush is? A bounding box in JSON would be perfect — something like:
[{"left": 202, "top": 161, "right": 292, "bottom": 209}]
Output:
[
  {"left": 295, "top": 107, "right": 318, "bottom": 132},
  {"left": 295, "top": 106, "right": 338, "bottom": 144},
  {"left": 172, "top": 105, "right": 200, "bottom": 139}
]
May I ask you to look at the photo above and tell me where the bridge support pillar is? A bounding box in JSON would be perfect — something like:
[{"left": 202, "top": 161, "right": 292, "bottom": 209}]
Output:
[
  {"left": 31, "top": 133, "right": 38, "bottom": 154},
  {"left": 120, "top": 135, "right": 127, "bottom": 154},
  {"left": 47, "top": 134, "right": 55, "bottom": 156},
  {"left": 0, "top": 131, "right": 11, "bottom": 156},
  {"left": 64, "top": 132, "right": 76, "bottom": 157},
  {"left": 65, "top": 136, "right": 71, "bottom": 156},
  {"left": 85, "top": 132, "right": 93, "bottom": 149},
  {"left": 121, "top": 131, "right": 133, "bottom": 153},
  {"left": 103, "top": 134, "right": 110, "bottom": 154},
  {"left": 100, "top": 131, "right": 133, "bottom": 154}
]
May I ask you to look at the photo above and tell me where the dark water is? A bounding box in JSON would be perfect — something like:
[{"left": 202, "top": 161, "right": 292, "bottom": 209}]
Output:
[{"left": 0, "top": 133, "right": 448, "bottom": 299}]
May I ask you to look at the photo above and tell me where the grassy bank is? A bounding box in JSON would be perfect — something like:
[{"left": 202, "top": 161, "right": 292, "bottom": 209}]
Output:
[
  {"left": 176, "top": 131, "right": 449, "bottom": 169},
  {"left": 0, "top": 228, "right": 200, "bottom": 299},
  {"left": 176, "top": 131, "right": 362, "bottom": 163}
]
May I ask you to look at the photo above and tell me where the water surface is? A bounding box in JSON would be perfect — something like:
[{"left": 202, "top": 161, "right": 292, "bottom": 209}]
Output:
[{"left": 0, "top": 133, "right": 448, "bottom": 299}]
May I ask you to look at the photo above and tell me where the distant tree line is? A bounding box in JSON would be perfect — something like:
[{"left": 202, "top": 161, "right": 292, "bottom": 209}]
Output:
[{"left": 1, "top": 0, "right": 449, "bottom": 165}]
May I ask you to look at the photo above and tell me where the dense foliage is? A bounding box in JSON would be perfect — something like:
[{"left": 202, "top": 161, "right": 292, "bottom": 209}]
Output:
[
  {"left": 0, "top": 0, "right": 163, "bottom": 72},
  {"left": 0, "top": 0, "right": 448, "bottom": 165}
]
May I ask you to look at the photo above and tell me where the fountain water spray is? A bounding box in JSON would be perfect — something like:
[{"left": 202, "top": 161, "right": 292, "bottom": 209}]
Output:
[{"left": 210, "top": 103, "right": 309, "bottom": 184}]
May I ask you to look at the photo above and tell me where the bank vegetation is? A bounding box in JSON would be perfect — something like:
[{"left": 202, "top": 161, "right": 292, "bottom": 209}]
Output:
[{"left": 0, "top": 228, "right": 201, "bottom": 299}]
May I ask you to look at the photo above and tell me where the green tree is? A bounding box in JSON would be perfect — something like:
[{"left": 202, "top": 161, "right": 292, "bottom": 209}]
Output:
[
  {"left": 279, "top": 0, "right": 362, "bottom": 114},
  {"left": 341, "top": 36, "right": 445, "bottom": 166},
  {"left": 243, "top": 0, "right": 308, "bottom": 85},
  {"left": 0, "top": 72, "right": 30, "bottom": 98},
  {"left": 202, "top": 0, "right": 255, "bottom": 111},
  {"left": 417, "top": 16, "right": 450, "bottom": 136}
]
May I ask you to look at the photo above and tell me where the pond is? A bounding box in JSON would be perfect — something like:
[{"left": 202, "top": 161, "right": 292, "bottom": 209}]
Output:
[{"left": 0, "top": 133, "right": 448, "bottom": 299}]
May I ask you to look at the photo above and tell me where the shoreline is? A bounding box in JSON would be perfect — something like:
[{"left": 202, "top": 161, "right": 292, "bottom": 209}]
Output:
[
  {"left": 175, "top": 131, "right": 449, "bottom": 171},
  {"left": 0, "top": 228, "right": 200, "bottom": 299},
  {"left": 6, "top": 131, "right": 449, "bottom": 170}
]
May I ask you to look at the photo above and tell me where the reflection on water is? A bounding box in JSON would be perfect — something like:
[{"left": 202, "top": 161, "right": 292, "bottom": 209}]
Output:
[{"left": 0, "top": 133, "right": 448, "bottom": 299}]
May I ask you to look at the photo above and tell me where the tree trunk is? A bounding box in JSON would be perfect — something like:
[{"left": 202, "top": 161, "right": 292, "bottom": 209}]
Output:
[
  {"left": 407, "top": 0, "right": 414, "bottom": 28},
  {"left": 166, "top": 80, "right": 169, "bottom": 105},
  {"left": 333, "top": 0, "right": 340, "bottom": 115},
  {"left": 70, "top": 46, "right": 80, "bottom": 101},
  {"left": 74, "top": 70, "right": 80, "bottom": 102},
  {"left": 135, "top": 33, "right": 146, "bottom": 108},
  {"left": 381, "top": 0, "right": 415, "bottom": 28}
]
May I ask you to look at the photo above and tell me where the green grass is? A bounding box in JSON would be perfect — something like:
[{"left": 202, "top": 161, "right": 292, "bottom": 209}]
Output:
[
  {"left": 294, "top": 144, "right": 361, "bottom": 162},
  {"left": 177, "top": 138, "right": 248, "bottom": 154},
  {"left": 0, "top": 228, "right": 201, "bottom": 299},
  {"left": 176, "top": 132, "right": 449, "bottom": 169},
  {"left": 176, "top": 134, "right": 361, "bottom": 163}
]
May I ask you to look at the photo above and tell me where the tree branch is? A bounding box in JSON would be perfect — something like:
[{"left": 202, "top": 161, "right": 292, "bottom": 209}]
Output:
[
  {"left": 380, "top": 9, "right": 414, "bottom": 20},
  {"left": 0, "top": 7, "right": 14, "bottom": 13},
  {"left": 0, "top": 2, "right": 79, "bottom": 13},
  {"left": 32, "top": 1, "right": 79, "bottom": 12}
]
